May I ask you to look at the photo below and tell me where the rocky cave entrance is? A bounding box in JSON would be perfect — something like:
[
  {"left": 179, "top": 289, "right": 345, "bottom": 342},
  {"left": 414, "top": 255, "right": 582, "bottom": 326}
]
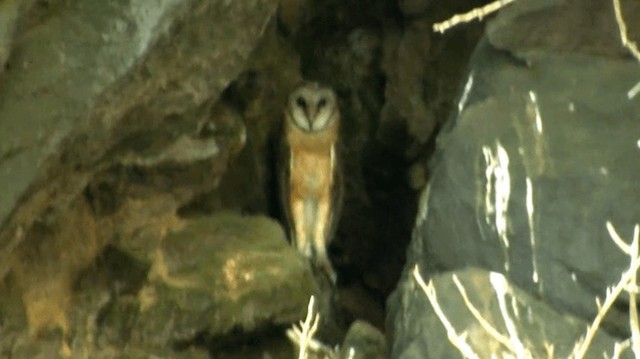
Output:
[
  {"left": 178, "top": 0, "right": 487, "bottom": 349},
  {"left": 0, "top": 0, "right": 488, "bottom": 357}
]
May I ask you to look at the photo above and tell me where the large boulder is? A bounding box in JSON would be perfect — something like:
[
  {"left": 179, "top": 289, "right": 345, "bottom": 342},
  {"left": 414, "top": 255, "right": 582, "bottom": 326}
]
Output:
[
  {"left": 389, "top": 0, "right": 640, "bottom": 356},
  {"left": 110, "top": 212, "right": 316, "bottom": 352},
  {"left": 0, "top": 0, "right": 285, "bottom": 356},
  {"left": 4, "top": 211, "right": 317, "bottom": 357},
  {"left": 0, "top": 0, "right": 277, "bottom": 278},
  {"left": 390, "top": 268, "right": 631, "bottom": 358}
]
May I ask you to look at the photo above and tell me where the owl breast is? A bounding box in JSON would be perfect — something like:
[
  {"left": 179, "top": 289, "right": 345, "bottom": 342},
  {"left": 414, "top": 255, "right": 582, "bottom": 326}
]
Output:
[{"left": 290, "top": 150, "right": 333, "bottom": 196}]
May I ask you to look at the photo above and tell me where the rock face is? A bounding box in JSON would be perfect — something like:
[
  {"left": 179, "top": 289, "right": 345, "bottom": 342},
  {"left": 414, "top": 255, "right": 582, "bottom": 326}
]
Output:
[
  {"left": 0, "top": 0, "right": 18, "bottom": 72},
  {"left": 391, "top": 268, "right": 631, "bottom": 358},
  {"left": 0, "top": 0, "right": 319, "bottom": 357},
  {"left": 340, "top": 320, "right": 386, "bottom": 359},
  {"left": 381, "top": 0, "right": 486, "bottom": 149},
  {"left": 4, "top": 211, "right": 317, "bottom": 357},
  {"left": 2, "top": 0, "right": 420, "bottom": 356},
  {"left": 0, "top": 0, "right": 276, "bottom": 276},
  {"left": 114, "top": 212, "right": 316, "bottom": 353},
  {"left": 388, "top": 0, "right": 640, "bottom": 357},
  {"left": 13, "top": 0, "right": 636, "bottom": 356}
]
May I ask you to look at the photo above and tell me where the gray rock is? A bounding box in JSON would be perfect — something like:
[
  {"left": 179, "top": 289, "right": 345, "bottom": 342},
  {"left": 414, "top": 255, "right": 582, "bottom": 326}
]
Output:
[
  {"left": 0, "top": 1, "right": 282, "bottom": 356},
  {"left": 389, "top": 268, "right": 632, "bottom": 358},
  {"left": 181, "top": 20, "right": 302, "bottom": 215},
  {"left": 381, "top": 10, "right": 484, "bottom": 147},
  {"left": 128, "top": 212, "right": 317, "bottom": 345},
  {"left": 277, "top": 0, "right": 310, "bottom": 35},
  {"left": 0, "top": 276, "right": 26, "bottom": 357},
  {"left": 340, "top": 320, "right": 386, "bottom": 359},
  {"left": 398, "top": 0, "right": 431, "bottom": 17},
  {"left": 0, "top": 0, "right": 19, "bottom": 74},
  {"left": 0, "top": 0, "right": 277, "bottom": 279},
  {"left": 381, "top": 18, "right": 433, "bottom": 144},
  {"left": 419, "top": 33, "right": 640, "bottom": 333},
  {"left": 486, "top": 0, "right": 640, "bottom": 62},
  {"left": 388, "top": 0, "right": 640, "bottom": 355}
]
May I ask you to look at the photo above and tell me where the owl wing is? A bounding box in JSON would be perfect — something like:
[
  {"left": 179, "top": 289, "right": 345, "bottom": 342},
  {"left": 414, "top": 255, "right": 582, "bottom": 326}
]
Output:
[
  {"left": 327, "top": 140, "right": 344, "bottom": 243},
  {"left": 277, "top": 126, "right": 294, "bottom": 242}
]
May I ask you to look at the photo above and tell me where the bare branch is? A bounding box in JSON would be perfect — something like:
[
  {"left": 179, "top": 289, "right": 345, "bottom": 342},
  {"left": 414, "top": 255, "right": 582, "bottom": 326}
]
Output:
[
  {"left": 433, "top": 0, "right": 517, "bottom": 34},
  {"left": 612, "top": 0, "right": 640, "bottom": 63},
  {"left": 607, "top": 221, "right": 632, "bottom": 254},
  {"left": 609, "top": 339, "right": 631, "bottom": 359},
  {"left": 628, "top": 81, "right": 640, "bottom": 100},
  {"left": 451, "top": 274, "right": 514, "bottom": 351},
  {"left": 489, "top": 272, "right": 531, "bottom": 358},
  {"left": 413, "top": 265, "right": 480, "bottom": 359},
  {"left": 572, "top": 223, "right": 640, "bottom": 358},
  {"left": 286, "top": 295, "right": 337, "bottom": 359},
  {"left": 628, "top": 224, "right": 640, "bottom": 357}
]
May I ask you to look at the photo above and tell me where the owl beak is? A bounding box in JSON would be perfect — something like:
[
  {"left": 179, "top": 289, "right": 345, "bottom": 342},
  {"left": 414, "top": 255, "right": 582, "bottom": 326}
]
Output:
[{"left": 306, "top": 108, "right": 316, "bottom": 131}]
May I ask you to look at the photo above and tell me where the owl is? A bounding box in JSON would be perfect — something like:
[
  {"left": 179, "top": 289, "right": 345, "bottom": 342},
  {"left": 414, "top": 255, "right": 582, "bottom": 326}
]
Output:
[{"left": 279, "top": 81, "right": 343, "bottom": 283}]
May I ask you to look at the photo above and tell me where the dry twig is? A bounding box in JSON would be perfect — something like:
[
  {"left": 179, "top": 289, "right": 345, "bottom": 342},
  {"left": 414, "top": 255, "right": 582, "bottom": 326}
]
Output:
[
  {"left": 612, "top": 0, "right": 640, "bottom": 99},
  {"left": 571, "top": 222, "right": 640, "bottom": 358},
  {"left": 612, "top": 0, "right": 640, "bottom": 63},
  {"left": 413, "top": 265, "right": 480, "bottom": 359},
  {"left": 286, "top": 296, "right": 337, "bottom": 359},
  {"left": 433, "top": 0, "right": 517, "bottom": 34}
]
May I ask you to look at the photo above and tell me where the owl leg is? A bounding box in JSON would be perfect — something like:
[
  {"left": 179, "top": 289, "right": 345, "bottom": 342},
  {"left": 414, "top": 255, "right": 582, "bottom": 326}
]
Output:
[
  {"left": 313, "top": 198, "right": 337, "bottom": 283},
  {"left": 291, "top": 198, "right": 312, "bottom": 257},
  {"left": 315, "top": 245, "right": 337, "bottom": 284}
]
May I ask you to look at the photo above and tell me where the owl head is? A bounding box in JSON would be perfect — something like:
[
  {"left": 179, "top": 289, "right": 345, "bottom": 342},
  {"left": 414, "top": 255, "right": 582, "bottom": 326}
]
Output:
[{"left": 286, "top": 82, "right": 338, "bottom": 132}]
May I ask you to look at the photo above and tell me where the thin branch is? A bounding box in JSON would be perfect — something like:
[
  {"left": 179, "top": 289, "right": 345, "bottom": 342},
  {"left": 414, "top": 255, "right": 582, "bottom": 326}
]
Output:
[
  {"left": 609, "top": 339, "right": 631, "bottom": 359},
  {"left": 612, "top": 0, "right": 640, "bottom": 63},
  {"left": 571, "top": 257, "right": 640, "bottom": 358},
  {"left": 413, "top": 265, "right": 480, "bottom": 359},
  {"left": 543, "top": 342, "right": 555, "bottom": 359},
  {"left": 451, "top": 274, "right": 514, "bottom": 351},
  {"left": 628, "top": 81, "right": 640, "bottom": 100},
  {"left": 613, "top": 0, "right": 640, "bottom": 100},
  {"left": 572, "top": 223, "right": 640, "bottom": 358},
  {"left": 489, "top": 272, "right": 531, "bottom": 358},
  {"left": 433, "top": 0, "right": 517, "bottom": 34},
  {"left": 607, "top": 221, "right": 632, "bottom": 254},
  {"left": 628, "top": 225, "right": 640, "bottom": 357},
  {"left": 286, "top": 296, "right": 337, "bottom": 359}
]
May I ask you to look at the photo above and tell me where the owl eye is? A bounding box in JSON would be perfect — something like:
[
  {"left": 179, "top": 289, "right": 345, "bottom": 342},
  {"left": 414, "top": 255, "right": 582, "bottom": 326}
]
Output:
[
  {"left": 296, "top": 96, "right": 307, "bottom": 109},
  {"left": 318, "top": 98, "right": 327, "bottom": 108}
]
